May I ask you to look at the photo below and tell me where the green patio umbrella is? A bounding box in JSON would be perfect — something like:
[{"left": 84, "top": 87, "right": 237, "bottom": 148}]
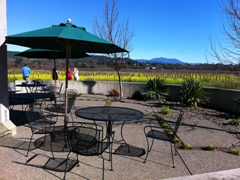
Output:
[
  {"left": 15, "top": 48, "right": 90, "bottom": 96},
  {"left": 5, "top": 19, "right": 127, "bottom": 116}
]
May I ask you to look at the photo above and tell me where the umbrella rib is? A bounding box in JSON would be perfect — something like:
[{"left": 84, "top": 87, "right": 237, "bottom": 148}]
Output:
[
  {"left": 33, "top": 38, "right": 52, "bottom": 49},
  {"left": 51, "top": 38, "right": 67, "bottom": 50}
]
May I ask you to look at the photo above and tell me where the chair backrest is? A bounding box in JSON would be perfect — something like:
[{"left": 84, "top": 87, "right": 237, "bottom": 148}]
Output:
[
  {"left": 46, "top": 82, "right": 55, "bottom": 93},
  {"left": 57, "top": 83, "right": 63, "bottom": 95},
  {"left": 25, "top": 106, "right": 45, "bottom": 132},
  {"left": 67, "top": 123, "right": 104, "bottom": 155},
  {"left": 171, "top": 111, "right": 184, "bottom": 141},
  {"left": 66, "top": 89, "right": 78, "bottom": 112}
]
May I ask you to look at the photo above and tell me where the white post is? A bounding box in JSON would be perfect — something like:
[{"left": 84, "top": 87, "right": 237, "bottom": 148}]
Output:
[{"left": 0, "top": 0, "right": 16, "bottom": 135}]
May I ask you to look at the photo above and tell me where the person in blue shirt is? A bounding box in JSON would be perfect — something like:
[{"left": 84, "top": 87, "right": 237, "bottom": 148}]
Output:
[{"left": 21, "top": 64, "right": 31, "bottom": 83}]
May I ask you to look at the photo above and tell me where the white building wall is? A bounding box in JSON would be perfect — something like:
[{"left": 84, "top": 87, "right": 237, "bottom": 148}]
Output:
[{"left": 0, "top": 0, "right": 8, "bottom": 112}]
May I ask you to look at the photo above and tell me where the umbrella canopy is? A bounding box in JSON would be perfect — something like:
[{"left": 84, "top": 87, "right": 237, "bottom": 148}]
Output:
[
  {"left": 15, "top": 48, "right": 90, "bottom": 59},
  {"left": 5, "top": 19, "right": 127, "bottom": 117},
  {"left": 6, "top": 21, "right": 127, "bottom": 54}
]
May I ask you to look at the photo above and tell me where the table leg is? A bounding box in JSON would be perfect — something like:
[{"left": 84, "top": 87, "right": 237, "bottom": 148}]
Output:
[
  {"left": 120, "top": 121, "right": 130, "bottom": 152},
  {"left": 106, "top": 121, "right": 113, "bottom": 136}
]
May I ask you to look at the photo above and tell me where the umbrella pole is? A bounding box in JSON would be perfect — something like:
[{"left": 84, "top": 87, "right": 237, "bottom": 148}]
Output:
[
  {"left": 54, "top": 58, "right": 57, "bottom": 97},
  {"left": 65, "top": 45, "right": 70, "bottom": 120}
]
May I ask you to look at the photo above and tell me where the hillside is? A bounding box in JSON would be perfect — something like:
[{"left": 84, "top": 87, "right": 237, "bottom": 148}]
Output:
[
  {"left": 7, "top": 51, "right": 240, "bottom": 71},
  {"left": 135, "top": 57, "right": 191, "bottom": 64}
]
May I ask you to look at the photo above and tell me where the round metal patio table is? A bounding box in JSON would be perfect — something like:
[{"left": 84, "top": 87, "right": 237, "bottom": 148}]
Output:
[
  {"left": 9, "top": 93, "right": 55, "bottom": 120},
  {"left": 16, "top": 83, "right": 47, "bottom": 93},
  {"left": 75, "top": 106, "right": 144, "bottom": 144}
]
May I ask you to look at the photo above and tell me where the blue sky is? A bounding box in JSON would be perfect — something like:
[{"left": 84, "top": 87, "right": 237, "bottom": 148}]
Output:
[{"left": 6, "top": 0, "right": 224, "bottom": 63}]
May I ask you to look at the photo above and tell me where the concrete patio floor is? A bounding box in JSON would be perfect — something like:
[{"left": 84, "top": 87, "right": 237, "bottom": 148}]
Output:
[{"left": 0, "top": 94, "right": 240, "bottom": 180}]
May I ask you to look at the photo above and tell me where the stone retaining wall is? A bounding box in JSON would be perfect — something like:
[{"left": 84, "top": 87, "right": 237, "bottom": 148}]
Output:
[{"left": 13, "top": 80, "right": 240, "bottom": 112}]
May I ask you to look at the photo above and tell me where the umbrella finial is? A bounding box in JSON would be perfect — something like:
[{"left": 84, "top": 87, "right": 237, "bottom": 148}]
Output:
[{"left": 67, "top": 19, "right": 71, "bottom": 23}]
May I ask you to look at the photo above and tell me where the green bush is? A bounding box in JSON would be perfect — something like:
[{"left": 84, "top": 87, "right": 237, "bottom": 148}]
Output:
[
  {"left": 144, "top": 113, "right": 149, "bottom": 116},
  {"left": 153, "top": 113, "right": 164, "bottom": 120},
  {"left": 179, "top": 78, "right": 208, "bottom": 107},
  {"left": 234, "top": 97, "right": 240, "bottom": 112},
  {"left": 229, "top": 148, "right": 240, "bottom": 155},
  {"left": 174, "top": 137, "right": 181, "bottom": 144},
  {"left": 228, "top": 119, "right": 240, "bottom": 125},
  {"left": 161, "top": 122, "right": 170, "bottom": 128},
  {"left": 105, "top": 99, "right": 112, "bottom": 107},
  {"left": 164, "top": 129, "right": 173, "bottom": 134},
  {"left": 181, "top": 143, "right": 194, "bottom": 150},
  {"left": 161, "top": 106, "right": 173, "bottom": 114},
  {"left": 142, "top": 78, "right": 169, "bottom": 101},
  {"left": 202, "top": 145, "right": 216, "bottom": 151}
]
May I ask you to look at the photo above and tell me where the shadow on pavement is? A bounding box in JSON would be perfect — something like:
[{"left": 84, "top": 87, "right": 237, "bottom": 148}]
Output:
[
  {"left": 114, "top": 144, "right": 146, "bottom": 157},
  {"left": 9, "top": 109, "right": 28, "bottom": 126}
]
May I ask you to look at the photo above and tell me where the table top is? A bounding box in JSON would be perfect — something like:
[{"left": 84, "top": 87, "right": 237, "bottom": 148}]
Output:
[
  {"left": 16, "top": 83, "right": 47, "bottom": 87},
  {"left": 8, "top": 90, "right": 21, "bottom": 94},
  {"left": 9, "top": 93, "right": 55, "bottom": 100},
  {"left": 75, "top": 106, "right": 144, "bottom": 122}
]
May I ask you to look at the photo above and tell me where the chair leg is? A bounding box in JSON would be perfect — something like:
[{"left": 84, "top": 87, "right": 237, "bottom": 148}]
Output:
[
  {"left": 110, "top": 142, "right": 113, "bottom": 171},
  {"left": 174, "top": 144, "right": 177, "bottom": 156},
  {"left": 149, "top": 138, "right": 154, "bottom": 151},
  {"left": 143, "top": 137, "right": 150, "bottom": 163},
  {"left": 170, "top": 143, "right": 175, "bottom": 168},
  {"left": 26, "top": 134, "right": 34, "bottom": 157},
  {"left": 76, "top": 154, "right": 79, "bottom": 167}
]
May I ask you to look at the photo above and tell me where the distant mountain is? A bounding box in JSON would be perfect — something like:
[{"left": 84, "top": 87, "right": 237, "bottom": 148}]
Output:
[{"left": 134, "top": 57, "right": 198, "bottom": 64}]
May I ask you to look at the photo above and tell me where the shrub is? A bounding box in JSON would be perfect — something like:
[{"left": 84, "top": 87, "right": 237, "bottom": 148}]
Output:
[
  {"left": 179, "top": 78, "right": 208, "bottom": 107},
  {"left": 131, "top": 90, "right": 144, "bottom": 100},
  {"left": 142, "top": 78, "right": 169, "bottom": 101},
  {"left": 228, "top": 119, "right": 240, "bottom": 125},
  {"left": 174, "top": 137, "right": 181, "bottom": 144},
  {"left": 234, "top": 97, "right": 240, "bottom": 112},
  {"left": 153, "top": 113, "right": 164, "bottom": 120},
  {"left": 229, "top": 148, "right": 240, "bottom": 155},
  {"left": 105, "top": 99, "right": 112, "bottom": 107},
  {"left": 181, "top": 143, "right": 194, "bottom": 150},
  {"left": 202, "top": 145, "right": 216, "bottom": 151},
  {"left": 158, "top": 120, "right": 165, "bottom": 124},
  {"left": 161, "top": 122, "right": 170, "bottom": 128},
  {"left": 161, "top": 106, "right": 173, "bottom": 114},
  {"left": 144, "top": 113, "right": 148, "bottom": 116},
  {"left": 164, "top": 129, "right": 173, "bottom": 134},
  {"left": 108, "top": 88, "right": 120, "bottom": 97}
]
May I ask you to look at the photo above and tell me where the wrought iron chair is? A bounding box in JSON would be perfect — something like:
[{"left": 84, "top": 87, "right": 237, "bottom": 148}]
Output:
[
  {"left": 44, "top": 89, "right": 78, "bottom": 121},
  {"left": 62, "top": 122, "right": 115, "bottom": 180},
  {"left": 143, "top": 111, "right": 184, "bottom": 168},
  {"left": 24, "top": 106, "right": 67, "bottom": 158}
]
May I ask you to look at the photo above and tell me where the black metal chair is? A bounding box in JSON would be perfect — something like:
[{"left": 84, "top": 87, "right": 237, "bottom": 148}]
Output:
[
  {"left": 44, "top": 89, "right": 78, "bottom": 121},
  {"left": 24, "top": 106, "right": 67, "bottom": 158},
  {"left": 62, "top": 122, "right": 115, "bottom": 180},
  {"left": 143, "top": 111, "right": 184, "bottom": 168}
]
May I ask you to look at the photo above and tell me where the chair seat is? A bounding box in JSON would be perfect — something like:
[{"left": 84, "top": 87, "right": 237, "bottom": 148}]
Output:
[
  {"left": 70, "top": 131, "right": 111, "bottom": 156},
  {"left": 146, "top": 130, "right": 173, "bottom": 142},
  {"left": 32, "top": 121, "right": 65, "bottom": 134},
  {"left": 64, "top": 122, "right": 114, "bottom": 180},
  {"left": 35, "top": 118, "right": 56, "bottom": 125},
  {"left": 45, "top": 106, "right": 71, "bottom": 114}
]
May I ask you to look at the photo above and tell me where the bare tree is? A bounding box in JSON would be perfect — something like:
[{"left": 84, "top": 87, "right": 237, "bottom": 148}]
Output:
[
  {"left": 93, "top": 0, "right": 134, "bottom": 100},
  {"left": 208, "top": 0, "right": 240, "bottom": 67}
]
